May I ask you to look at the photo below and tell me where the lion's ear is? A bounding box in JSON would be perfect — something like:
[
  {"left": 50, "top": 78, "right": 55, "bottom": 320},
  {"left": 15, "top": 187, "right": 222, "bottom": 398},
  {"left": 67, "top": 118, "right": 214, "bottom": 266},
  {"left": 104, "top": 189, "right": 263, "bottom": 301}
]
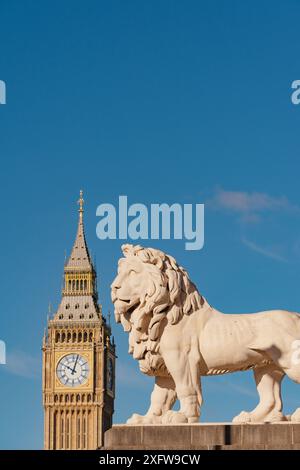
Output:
[
  {"left": 151, "top": 256, "right": 163, "bottom": 270},
  {"left": 139, "top": 248, "right": 164, "bottom": 269}
]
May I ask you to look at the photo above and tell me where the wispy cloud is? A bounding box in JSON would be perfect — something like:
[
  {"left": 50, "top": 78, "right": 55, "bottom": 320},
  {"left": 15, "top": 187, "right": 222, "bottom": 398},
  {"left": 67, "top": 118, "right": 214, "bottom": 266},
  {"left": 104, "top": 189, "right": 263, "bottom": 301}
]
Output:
[
  {"left": 209, "top": 188, "right": 299, "bottom": 221},
  {"left": 242, "top": 238, "right": 287, "bottom": 263},
  {"left": 4, "top": 350, "right": 40, "bottom": 379},
  {"left": 207, "top": 188, "right": 300, "bottom": 262}
]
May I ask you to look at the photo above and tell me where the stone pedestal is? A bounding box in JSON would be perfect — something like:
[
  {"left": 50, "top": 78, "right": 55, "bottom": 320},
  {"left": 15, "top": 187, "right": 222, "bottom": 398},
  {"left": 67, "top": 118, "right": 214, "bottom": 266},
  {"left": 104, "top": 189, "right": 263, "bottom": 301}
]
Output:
[{"left": 104, "top": 423, "right": 300, "bottom": 450}]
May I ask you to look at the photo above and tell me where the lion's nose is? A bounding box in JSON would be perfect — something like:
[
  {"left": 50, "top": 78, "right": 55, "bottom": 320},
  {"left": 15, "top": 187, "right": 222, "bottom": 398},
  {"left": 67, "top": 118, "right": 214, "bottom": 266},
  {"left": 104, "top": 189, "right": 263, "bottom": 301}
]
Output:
[{"left": 111, "top": 279, "right": 121, "bottom": 290}]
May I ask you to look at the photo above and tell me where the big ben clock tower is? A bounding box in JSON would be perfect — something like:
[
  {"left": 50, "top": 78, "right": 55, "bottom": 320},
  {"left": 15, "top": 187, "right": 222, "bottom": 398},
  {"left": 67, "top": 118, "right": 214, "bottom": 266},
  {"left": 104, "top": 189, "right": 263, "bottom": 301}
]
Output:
[{"left": 42, "top": 191, "right": 115, "bottom": 450}]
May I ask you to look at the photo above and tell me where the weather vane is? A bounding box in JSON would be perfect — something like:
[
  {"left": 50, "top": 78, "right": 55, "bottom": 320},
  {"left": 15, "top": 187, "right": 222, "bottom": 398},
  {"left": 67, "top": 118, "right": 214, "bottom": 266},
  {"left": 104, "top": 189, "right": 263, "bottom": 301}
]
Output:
[{"left": 78, "top": 189, "right": 84, "bottom": 214}]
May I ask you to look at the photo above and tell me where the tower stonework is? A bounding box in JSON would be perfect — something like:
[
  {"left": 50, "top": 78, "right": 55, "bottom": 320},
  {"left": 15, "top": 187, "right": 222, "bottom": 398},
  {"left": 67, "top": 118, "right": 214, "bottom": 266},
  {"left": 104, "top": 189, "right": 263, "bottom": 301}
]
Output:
[{"left": 42, "top": 191, "right": 115, "bottom": 450}]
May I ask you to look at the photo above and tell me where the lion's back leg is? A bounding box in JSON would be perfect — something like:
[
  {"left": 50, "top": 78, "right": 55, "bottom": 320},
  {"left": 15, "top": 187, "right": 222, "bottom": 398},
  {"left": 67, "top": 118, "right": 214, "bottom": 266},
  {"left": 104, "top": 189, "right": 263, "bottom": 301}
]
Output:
[
  {"left": 263, "top": 337, "right": 300, "bottom": 421},
  {"left": 282, "top": 363, "right": 300, "bottom": 422},
  {"left": 233, "top": 364, "right": 287, "bottom": 423}
]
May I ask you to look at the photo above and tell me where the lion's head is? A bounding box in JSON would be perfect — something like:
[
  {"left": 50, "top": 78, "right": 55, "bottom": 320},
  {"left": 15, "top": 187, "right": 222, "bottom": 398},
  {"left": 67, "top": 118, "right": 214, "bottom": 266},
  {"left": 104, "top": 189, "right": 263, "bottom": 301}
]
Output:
[{"left": 111, "top": 244, "right": 205, "bottom": 375}]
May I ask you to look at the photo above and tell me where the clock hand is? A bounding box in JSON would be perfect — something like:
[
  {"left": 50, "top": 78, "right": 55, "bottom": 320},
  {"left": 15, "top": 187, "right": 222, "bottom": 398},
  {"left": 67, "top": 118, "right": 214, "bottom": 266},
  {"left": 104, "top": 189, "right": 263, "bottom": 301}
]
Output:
[{"left": 71, "top": 355, "right": 79, "bottom": 375}]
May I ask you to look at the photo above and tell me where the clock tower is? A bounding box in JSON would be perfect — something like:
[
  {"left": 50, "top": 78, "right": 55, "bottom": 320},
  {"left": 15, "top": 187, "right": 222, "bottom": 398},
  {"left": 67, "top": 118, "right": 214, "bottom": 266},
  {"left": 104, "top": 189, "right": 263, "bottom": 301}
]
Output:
[{"left": 42, "top": 191, "right": 115, "bottom": 449}]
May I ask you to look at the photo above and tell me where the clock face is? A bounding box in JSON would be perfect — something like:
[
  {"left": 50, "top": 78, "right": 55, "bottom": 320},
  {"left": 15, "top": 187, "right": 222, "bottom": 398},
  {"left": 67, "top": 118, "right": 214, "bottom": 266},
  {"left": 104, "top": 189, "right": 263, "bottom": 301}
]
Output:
[{"left": 56, "top": 354, "right": 90, "bottom": 387}]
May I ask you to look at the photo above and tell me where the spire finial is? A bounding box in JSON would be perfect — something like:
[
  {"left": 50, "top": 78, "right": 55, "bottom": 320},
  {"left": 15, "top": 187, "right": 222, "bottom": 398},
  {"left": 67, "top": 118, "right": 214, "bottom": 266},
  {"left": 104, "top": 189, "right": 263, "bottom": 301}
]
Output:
[{"left": 78, "top": 189, "right": 84, "bottom": 218}]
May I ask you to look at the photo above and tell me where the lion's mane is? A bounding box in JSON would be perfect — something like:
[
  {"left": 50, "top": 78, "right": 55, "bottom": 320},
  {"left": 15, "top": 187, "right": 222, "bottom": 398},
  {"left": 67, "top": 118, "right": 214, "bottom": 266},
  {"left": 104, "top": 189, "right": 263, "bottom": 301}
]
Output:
[{"left": 117, "top": 244, "right": 205, "bottom": 376}]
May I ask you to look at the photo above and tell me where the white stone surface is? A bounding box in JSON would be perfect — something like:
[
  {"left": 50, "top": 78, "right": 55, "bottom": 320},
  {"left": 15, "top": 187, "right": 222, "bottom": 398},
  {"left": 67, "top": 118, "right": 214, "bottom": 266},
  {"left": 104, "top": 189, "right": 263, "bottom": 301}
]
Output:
[{"left": 111, "top": 244, "right": 300, "bottom": 424}]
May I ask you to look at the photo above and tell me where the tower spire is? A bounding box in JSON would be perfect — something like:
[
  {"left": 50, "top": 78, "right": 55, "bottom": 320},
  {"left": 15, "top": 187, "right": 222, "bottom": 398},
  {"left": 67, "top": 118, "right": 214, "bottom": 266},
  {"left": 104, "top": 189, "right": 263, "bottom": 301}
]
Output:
[
  {"left": 54, "top": 191, "right": 100, "bottom": 321},
  {"left": 78, "top": 189, "right": 84, "bottom": 219},
  {"left": 65, "top": 190, "right": 92, "bottom": 270}
]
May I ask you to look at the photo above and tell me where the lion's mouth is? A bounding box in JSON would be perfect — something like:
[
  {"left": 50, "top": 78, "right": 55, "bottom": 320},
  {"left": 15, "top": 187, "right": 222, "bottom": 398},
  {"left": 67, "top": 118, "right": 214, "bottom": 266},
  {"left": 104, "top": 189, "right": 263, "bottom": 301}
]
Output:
[
  {"left": 117, "top": 298, "right": 140, "bottom": 315},
  {"left": 127, "top": 302, "right": 139, "bottom": 315}
]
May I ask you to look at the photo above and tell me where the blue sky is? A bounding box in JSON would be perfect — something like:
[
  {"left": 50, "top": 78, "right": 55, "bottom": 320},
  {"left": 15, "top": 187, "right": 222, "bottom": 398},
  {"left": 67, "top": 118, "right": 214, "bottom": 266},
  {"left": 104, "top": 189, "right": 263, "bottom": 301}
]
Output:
[{"left": 1, "top": 0, "right": 300, "bottom": 449}]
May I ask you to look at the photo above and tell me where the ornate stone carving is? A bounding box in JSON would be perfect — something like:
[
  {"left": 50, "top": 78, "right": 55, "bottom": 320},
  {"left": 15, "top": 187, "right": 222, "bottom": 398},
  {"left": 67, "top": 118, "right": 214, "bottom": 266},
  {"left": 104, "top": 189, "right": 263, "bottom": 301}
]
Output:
[{"left": 111, "top": 244, "right": 300, "bottom": 424}]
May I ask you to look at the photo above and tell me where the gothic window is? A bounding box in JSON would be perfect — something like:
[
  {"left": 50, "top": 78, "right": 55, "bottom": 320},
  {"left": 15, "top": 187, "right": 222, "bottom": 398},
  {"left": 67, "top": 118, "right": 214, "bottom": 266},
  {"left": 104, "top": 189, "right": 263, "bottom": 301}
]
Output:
[
  {"left": 68, "top": 280, "right": 71, "bottom": 291},
  {"left": 89, "top": 332, "right": 93, "bottom": 341},
  {"left": 61, "top": 332, "right": 66, "bottom": 342},
  {"left": 61, "top": 414, "right": 64, "bottom": 449},
  {"left": 76, "top": 280, "right": 79, "bottom": 290},
  {"left": 79, "top": 314, "right": 84, "bottom": 319},
  {"left": 85, "top": 303, "right": 89, "bottom": 309},
  {"left": 84, "top": 280, "right": 87, "bottom": 291},
  {"left": 77, "top": 414, "right": 81, "bottom": 449},
  {"left": 89, "top": 314, "right": 93, "bottom": 319},
  {"left": 66, "top": 412, "right": 70, "bottom": 449},
  {"left": 68, "top": 314, "right": 73, "bottom": 319},
  {"left": 78, "top": 332, "right": 82, "bottom": 342},
  {"left": 72, "top": 332, "right": 76, "bottom": 342},
  {"left": 88, "top": 410, "right": 91, "bottom": 444},
  {"left": 67, "top": 332, "right": 71, "bottom": 342},
  {"left": 83, "top": 412, "right": 86, "bottom": 449},
  {"left": 55, "top": 332, "right": 60, "bottom": 343},
  {"left": 72, "top": 280, "right": 75, "bottom": 290},
  {"left": 80, "top": 280, "right": 83, "bottom": 290},
  {"left": 66, "top": 304, "right": 70, "bottom": 310},
  {"left": 75, "top": 303, "right": 79, "bottom": 309}
]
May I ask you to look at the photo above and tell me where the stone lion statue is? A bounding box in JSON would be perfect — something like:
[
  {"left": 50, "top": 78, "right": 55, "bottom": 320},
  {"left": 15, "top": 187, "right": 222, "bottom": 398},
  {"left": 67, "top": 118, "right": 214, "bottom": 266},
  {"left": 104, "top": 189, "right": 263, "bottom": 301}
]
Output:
[{"left": 111, "top": 244, "right": 300, "bottom": 424}]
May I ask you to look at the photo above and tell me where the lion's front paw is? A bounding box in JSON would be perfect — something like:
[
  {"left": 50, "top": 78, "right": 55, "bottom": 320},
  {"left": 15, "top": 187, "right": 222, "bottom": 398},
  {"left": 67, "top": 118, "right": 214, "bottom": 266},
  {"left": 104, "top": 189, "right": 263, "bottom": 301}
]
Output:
[
  {"left": 232, "top": 411, "right": 252, "bottom": 424},
  {"left": 127, "top": 413, "right": 144, "bottom": 425},
  {"left": 161, "top": 410, "right": 188, "bottom": 424},
  {"left": 291, "top": 408, "right": 300, "bottom": 422},
  {"left": 263, "top": 410, "right": 287, "bottom": 423},
  {"left": 126, "top": 413, "right": 162, "bottom": 425}
]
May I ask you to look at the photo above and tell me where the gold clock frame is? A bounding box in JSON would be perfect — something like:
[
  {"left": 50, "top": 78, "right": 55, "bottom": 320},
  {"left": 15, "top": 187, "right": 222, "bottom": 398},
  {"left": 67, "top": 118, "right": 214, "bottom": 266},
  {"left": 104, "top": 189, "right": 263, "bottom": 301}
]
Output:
[{"left": 54, "top": 350, "right": 93, "bottom": 392}]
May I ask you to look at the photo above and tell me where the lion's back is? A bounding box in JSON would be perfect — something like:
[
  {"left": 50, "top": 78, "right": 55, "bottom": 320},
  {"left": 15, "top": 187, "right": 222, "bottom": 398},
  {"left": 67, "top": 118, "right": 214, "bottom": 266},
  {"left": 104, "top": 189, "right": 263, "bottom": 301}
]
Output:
[{"left": 199, "top": 309, "right": 300, "bottom": 372}]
